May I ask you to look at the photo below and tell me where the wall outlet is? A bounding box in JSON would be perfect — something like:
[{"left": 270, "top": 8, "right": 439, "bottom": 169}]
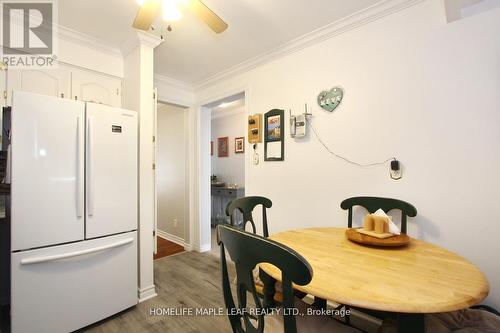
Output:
[
  {"left": 172, "top": 218, "right": 178, "bottom": 227},
  {"left": 390, "top": 168, "right": 402, "bottom": 180},
  {"left": 253, "top": 152, "right": 259, "bottom": 165},
  {"left": 390, "top": 160, "right": 402, "bottom": 180}
]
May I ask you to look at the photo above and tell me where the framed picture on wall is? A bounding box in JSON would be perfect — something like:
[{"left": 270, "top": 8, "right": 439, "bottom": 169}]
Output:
[
  {"left": 264, "top": 109, "right": 284, "bottom": 161},
  {"left": 218, "top": 137, "right": 229, "bottom": 157},
  {"left": 235, "top": 137, "right": 245, "bottom": 153},
  {"left": 211, "top": 141, "right": 213, "bottom": 156}
]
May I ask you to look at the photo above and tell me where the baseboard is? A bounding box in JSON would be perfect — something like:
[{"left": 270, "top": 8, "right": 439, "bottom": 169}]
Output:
[
  {"left": 138, "top": 285, "right": 157, "bottom": 303},
  {"left": 195, "top": 243, "right": 211, "bottom": 253},
  {"left": 157, "top": 229, "right": 186, "bottom": 247}
]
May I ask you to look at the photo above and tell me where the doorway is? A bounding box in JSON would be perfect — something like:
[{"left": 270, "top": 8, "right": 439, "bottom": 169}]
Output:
[
  {"left": 154, "top": 102, "right": 189, "bottom": 259},
  {"left": 205, "top": 92, "right": 246, "bottom": 253}
]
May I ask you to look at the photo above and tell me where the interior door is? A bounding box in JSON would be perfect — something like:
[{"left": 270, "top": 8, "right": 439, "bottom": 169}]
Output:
[
  {"left": 85, "top": 103, "right": 137, "bottom": 239},
  {"left": 11, "top": 91, "right": 85, "bottom": 251}
]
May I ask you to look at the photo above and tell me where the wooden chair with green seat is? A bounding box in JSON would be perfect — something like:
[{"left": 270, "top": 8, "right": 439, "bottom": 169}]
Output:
[
  {"left": 340, "top": 196, "right": 417, "bottom": 234},
  {"left": 338, "top": 196, "right": 418, "bottom": 325},
  {"left": 226, "top": 196, "right": 286, "bottom": 304},
  {"left": 226, "top": 196, "right": 272, "bottom": 237},
  {"left": 217, "top": 224, "right": 362, "bottom": 333}
]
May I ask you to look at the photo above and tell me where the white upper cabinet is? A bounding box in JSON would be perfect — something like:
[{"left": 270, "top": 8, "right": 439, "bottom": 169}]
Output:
[
  {"left": 6, "top": 68, "right": 71, "bottom": 103},
  {"left": 72, "top": 69, "right": 122, "bottom": 107},
  {"left": 4, "top": 67, "right": 122, "bottom": 107}
]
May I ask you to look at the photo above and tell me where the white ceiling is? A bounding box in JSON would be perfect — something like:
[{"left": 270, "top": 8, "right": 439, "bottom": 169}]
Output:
[
  {"left": 59, "top": 0, "right": 380, "bottom": 84},
  {"left": 210, "top": 94, "right": 245, "bottom": 119}
]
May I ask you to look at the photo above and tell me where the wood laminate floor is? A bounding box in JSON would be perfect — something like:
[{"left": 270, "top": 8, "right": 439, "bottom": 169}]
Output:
[
  {"left": 154, "top": 237, "right": 185, "bottom": 260},
  {"left": 78, "top": 229, "right": 379, "bottom": 333},
  {"left": 79, "top": 251, "right": 233, "bottom": 333}
]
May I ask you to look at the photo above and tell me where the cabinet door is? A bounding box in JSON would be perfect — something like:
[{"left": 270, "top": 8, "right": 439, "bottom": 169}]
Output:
[
  {"left": 72, "top": 69, "right": 122, "bottom": 107},
  {"left": 6, "top": 68, "right": 71, "bottom": 103}
]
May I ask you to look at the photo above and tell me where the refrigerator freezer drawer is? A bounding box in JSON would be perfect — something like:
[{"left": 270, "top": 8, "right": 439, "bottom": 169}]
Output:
[{"left": 11, "top": 232, "right": 138, "bottom": 333}]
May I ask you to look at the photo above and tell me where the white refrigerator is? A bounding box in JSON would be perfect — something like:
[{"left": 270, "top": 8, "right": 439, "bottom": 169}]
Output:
[{"left": 10, "top": 91, "right": 138, "bottom": 333}]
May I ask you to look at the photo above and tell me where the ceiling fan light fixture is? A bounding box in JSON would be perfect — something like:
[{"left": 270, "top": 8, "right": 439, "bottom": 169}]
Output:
[
  {"left": 162, "top": 0, "right": 182, "bottom": 21},
  {"left": 133, "top": 0, "right": 227, "bottom": 34}
]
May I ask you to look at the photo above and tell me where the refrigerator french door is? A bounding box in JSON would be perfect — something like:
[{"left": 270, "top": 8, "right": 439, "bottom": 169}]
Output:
[
  {"left": 11, "top": 92, "right": 85, "bottom": 251},
  {"left": 85, "top": 103, "right": 137, "bottom": 238},
  {"left": 10, "top": 91, "right": 138, "bottom": 333}
]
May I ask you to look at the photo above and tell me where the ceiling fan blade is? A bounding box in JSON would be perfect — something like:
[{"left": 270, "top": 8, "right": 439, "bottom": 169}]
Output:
[
  {"left": 187, "top": 0, "right": 228, "bottom": 34},
  {"left": 133, "top": 0, "right": 161, "bottom": 31}
]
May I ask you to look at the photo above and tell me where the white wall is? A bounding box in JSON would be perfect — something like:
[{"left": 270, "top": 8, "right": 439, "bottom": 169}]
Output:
[
  {"left": 211, "top": 108, "right": 246, "bottom": 186},
  {"left": 1, "top": 30, "right": 124, "bottom": 78},
  {"left": 157, "top": 103, "right": 188, "bottom": 239},
  {"left": 196, "top": 1, "right": 500, "bottom": 307},
  {"left": 155, "top": 75, "right": 195, "bottom": 107},
  {"left": 58, "top": 37, "right": 123, "bottom": 78}
]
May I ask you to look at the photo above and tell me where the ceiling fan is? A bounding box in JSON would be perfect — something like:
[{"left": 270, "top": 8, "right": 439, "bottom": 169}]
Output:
[{"left": 133, "top": 0, "right": 228, "bottom": 34}]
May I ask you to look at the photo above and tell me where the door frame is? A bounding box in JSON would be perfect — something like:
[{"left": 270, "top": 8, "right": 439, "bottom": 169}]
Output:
[
  {"left": 154, "top": 97, "right": 192, "bottom": 251},
  {"left": 191, "top": 85, "right": 250, "bottom": 252}
]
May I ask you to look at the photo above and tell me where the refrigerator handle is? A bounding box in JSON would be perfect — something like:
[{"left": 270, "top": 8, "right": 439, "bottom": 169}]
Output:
[
  {"left": 87, "top": 117, "right": 94, "bottom": 216},
  {"left": 76, "top": 116, "right": 83, "bottom": 217},
  {"left": 20, "top": 238, "right": 134, "bottom": 264}
]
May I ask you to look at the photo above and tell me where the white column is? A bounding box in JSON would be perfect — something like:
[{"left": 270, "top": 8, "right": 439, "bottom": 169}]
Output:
[{"left": 120, "top": 31, "right": 162, "bottom": 302}]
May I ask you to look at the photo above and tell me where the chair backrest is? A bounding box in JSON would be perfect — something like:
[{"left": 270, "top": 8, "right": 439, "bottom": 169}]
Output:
[
  {"left": 217, "top": 225, "right": 313, "bottom": 333},
  {"left": 340, "top": 196, "right": 417, "bottom": 234},
  {"left": 226, "top": 196, "right": 272, "bottom": 237}
]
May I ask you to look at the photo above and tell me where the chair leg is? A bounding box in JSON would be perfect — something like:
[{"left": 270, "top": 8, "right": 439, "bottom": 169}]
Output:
[
  {"left": 312, "top": 297, "right": 327, "bottom": 309},
  {"left": 397, "top": 313, "right": 424, "bottom": 333},
  {"left": 332, "top": 304, "right": 351, "bottom": 325},
  {"left": 345, "top": 305, "right": 351, "bottom": 325},
  {"left": 259, "top": 269, "right": 277, "bottom": 309},
  {"left": 293, "top": 290, "right": 307, "bottom": 299}
]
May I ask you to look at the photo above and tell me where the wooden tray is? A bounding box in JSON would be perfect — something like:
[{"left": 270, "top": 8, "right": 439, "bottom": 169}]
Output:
[
  {"left": 345, "top": 228, "right": 410, "bottom": 247},
  {"left": 356, "top": 228, "right": 393, "bottom": 239}
]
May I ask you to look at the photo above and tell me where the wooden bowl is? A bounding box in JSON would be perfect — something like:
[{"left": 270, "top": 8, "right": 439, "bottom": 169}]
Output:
[{"left": 345, "top": 228, "right": 410, "bottom": 247}]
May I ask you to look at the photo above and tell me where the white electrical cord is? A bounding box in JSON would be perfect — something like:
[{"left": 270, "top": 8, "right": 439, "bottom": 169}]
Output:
[{"left": 308, "top": 118, "right": 396, "bottom": 168}]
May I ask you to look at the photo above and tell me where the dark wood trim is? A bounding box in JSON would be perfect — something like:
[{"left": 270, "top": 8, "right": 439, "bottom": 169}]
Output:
[
  {"left": 217, "top": 137, "right": 229, "bottom": 157},
  {"left": 264, "top": 109, "right": 284, "bottom": 161}
]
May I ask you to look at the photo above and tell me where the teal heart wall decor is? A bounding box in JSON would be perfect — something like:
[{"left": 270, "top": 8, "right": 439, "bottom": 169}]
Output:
[{"left": 317, "top": 87, "right": 343, "bottom": 112}]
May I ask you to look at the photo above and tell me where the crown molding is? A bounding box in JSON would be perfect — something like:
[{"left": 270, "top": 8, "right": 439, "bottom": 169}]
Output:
[
  {"left": 58, "top": 25, "right": 122, "bottom": 57},
  {"left": 120, "top": 31, "right": 163, "bottom": 56},
  {"left": 154, "top": 73, "right": 193, "bottom": 91},
  {"left": 194, "top": 0, "right": 424, "bottom": 91},
  {"left": 137, "top": 31, "right": 164, "bottom": 49},
  {"left": 58, "top": 26, "right": 163, "bottom": 58}
]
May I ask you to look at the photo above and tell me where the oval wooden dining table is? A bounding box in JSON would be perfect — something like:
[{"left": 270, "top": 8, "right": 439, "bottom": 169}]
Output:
[{"left": 259, "top": 227, "right": 489, "bottom": 333}]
